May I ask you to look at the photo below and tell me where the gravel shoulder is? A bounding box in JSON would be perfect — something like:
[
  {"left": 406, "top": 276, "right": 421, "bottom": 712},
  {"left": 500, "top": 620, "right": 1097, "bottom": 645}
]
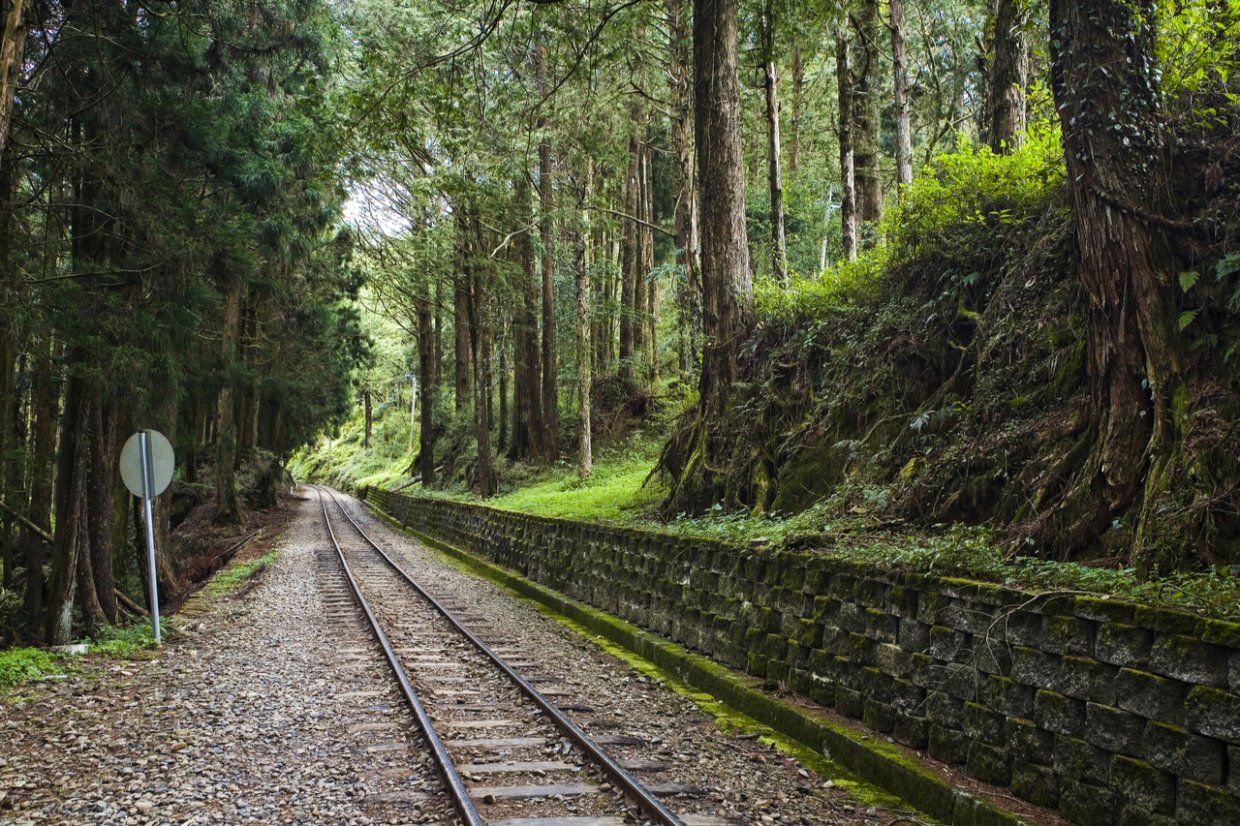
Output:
[{"left": 1, "top": 492, "right": 924, "bottom": 825}]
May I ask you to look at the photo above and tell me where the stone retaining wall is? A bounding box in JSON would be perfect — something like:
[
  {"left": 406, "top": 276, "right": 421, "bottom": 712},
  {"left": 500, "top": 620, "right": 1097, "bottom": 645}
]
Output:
[{"left": 363, "top": 488, "right": 1240, "bottom": 826}]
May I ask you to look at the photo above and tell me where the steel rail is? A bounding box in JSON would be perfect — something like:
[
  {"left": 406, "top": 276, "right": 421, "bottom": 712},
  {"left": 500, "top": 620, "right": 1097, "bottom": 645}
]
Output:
[
  {"left": 320, "top": 486, "right": 686, "bottom": 826},
  {"left": 311, "top": 486, "right": 484, "bottom": 826}
]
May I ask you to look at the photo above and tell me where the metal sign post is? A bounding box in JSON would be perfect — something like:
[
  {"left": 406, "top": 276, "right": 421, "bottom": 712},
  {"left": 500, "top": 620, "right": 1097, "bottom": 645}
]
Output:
[
  {"left": 120, "top": 429, "right": 175, "bottom": 645},
  {"left": 138, "top": 432, "right": 161, "bottom": 643}
]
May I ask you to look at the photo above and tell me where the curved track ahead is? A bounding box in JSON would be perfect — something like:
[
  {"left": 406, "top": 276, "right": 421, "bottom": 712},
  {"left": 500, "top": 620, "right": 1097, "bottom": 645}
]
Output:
[{"left": 311, "top": 485, "right": 721, "bottom": 826}]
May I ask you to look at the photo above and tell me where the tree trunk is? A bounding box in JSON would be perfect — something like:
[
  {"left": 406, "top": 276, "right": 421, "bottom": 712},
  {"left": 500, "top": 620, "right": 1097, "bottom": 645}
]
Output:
[
  {"left": 890, "top": 0, "right": 913, "bottom": 191},
  {"left": 21, "top": 338, "right": 54, "bottom": 638},
  {"left": 984, "top": 0, "right": 1029, "bottom": 154},
  {"left": 667, "top": 0, "right": 701, "bottom": 383},
  {"left": 497, "top": 316, "right": 508, "bottom": 455},
  {"left": 46, "top": 372, "right": 86, "bottom": 645},
  {"left": 362, "top": 389, "right": 372, "bottom": 448},
  {"left": 665, "top": 0, "right": 754, "bottom": 512},
  {"left": 851, "top": 0, "right": 883, "bottom": 237},
  {"left": 760, "top": 0, "right": 788, "bottom": 282},
  {"left": 85, "top": 391, "right": 118, "bottom": 626},
  {"left": 536, "top": 41, "right": 559, "bottom": 460},
  {"left": 213, "top": 280, "right": 244, "bottom": 525},
  {"left": 618, "top": 129, "right": 639, "bottom": 384},
  {"left": 640, "top": 138, "right": 657, "bottom": 386},
  {"left": 789, "top": 43, "right": 803, "bottom": 175},
  {"left": 464, "top": 215, "right": 497, "bottom": 497},
  {"left": 416, "top": 293, "right": 436, "bottom": 486},
  {"left": 0, "top": 0, "right": 26, "bottom": 157},
  {"left": 453, "top": 270, "right": 472, "bottom": 415},
  {"left": 576, "top": 161, "right": 594, "bottom": 480},
  {"left": 836, "top": 29, "right": 858, "bottom": 262},
  {"left": 510, "top": 178, "right": 544, "bottom": 462},
  {"left": 1040, "top": 0, "right": 1193, "bottom": 573}
]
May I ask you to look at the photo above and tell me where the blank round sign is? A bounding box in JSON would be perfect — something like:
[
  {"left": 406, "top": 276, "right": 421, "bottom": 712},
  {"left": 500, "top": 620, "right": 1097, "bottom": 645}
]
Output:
[{"left": 120, "top": 430, "right": 175, "bottom": 498}]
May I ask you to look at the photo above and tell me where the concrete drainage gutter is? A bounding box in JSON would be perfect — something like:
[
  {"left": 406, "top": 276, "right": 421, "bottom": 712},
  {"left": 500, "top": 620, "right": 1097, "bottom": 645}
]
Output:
[{"left": 364, "top": 499, "right": 1029, "bottom": 826}]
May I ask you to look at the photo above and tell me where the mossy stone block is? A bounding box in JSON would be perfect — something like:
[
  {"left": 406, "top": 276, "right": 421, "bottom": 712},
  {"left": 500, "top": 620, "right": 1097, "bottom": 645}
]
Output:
[
  {"left": 1116, "top": 807, "right": 1177, "bottom": 826},
  {"left": 865, "top": 607, "right": 899, "bottom": 643},
  {"left": 892, "top": 712, "right": 928, "bottom": 749},
  {"left": 835, "top": 686, "right": 864, "bottom": 718},
  {"left": 1012, "top": 645, "right": 1061, "bottom": 689},
  {"left": 863, "top": 666, "right": 894, "bottom": 703},
  {"left": 1060, "top": 779, "right": 1118, "bottom": 826},
  {"left": 897, "top": 618, "right": 931, "bottom": 651},
  {"left": 1043, "top": 614, "right": 1095, "bottom": 657},
  {"left": 967, "top": 740, "right": 1011, "bottom": 785},
  {"left": 1073, "top": 595, "right": 1136, "bottom": 624},
  {"left": 1229, "top": 745, "right": 1240, "bottom": 798},
  {"left": 963, "top": 701, "right": 1006, "bottom": 745},
  {"left": 926, "top": 690, "right": 965, "bottom": 729},
  {"left": 1059, "top": 655, "right": 1117, "bottom": 705},
  {"left": 929, "top": 722, "right": 969, "bottom": 765},
  {"left": 1144, "top": 720, "right": 1225, "bottom": 786},
  {"left": 1033, "top": 689, "right": 1085, "bottom": 737},
  {"left": 1053, "top": 734, "right": 1110, "bottom": 786},
  {"left": 1085, "top": 701, "right": 1145, "bottom": 757},
  {"left": 930, "top": 625, "right": 970, "bottom": 662},
  {"left": 987, "top": 674, "right": 1036, "bottom": 719},
  {"left": 874, "top": 642, "right": 913, "bottom": 678},
  {"left": 1230, "top": 652, "right": 1240, "bottom": 695},
  {"left": 1150, "top": 634, "right": 1230, "bottom": 688},
  {"left": 1115, "top": 667, "right": 1187, "bottom": 724},
  {"left": 974, "top": 639, "right": 1011, "bottom": 675},
  {"left": 848, "top": 632, "right": 875, "bottom": 665},
  {"left": 887, "top": 584, "right": 920, "bottom": 618},
  {"left": 941, "top": 599, "right": 994, "bottom": 635},
  {"left": 864, "top": 699, "right": 896, "bottom": 734},
  {"left": 1110, "top": 755, "right": 1175, "bottom": 815},
  {"left": 917, "top": 590, "right": 952, "bottom": 625},
  {"left": 1004, "top": 612, "right": 1043, "bottom": 648},
  {"left": 1185, "top": 685, "right": 1240, "bottom": 743},
  {"left": 1011, "top": 760, "right": 1060, "bottom": 808},
  {"left": 891, "top": 677, "right": 925, "bottom": 717},
  {"left": 1175, "top": 779, "right": 1240, "bottom": 826},
  {"left": 837, "top": 601, "right": 866, "bottom": 634},
  {"left": 1006, "top": 716, "right": 1053, "bottom": 766}
]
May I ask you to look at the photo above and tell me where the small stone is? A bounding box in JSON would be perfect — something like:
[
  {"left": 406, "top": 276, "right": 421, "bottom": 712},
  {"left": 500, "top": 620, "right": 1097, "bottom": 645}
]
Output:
[{"left": 135, "top": 799, "right": 154, "bottom": 814}]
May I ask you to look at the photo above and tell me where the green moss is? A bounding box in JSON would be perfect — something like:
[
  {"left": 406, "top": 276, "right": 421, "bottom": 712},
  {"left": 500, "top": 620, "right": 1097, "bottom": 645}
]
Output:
[{"left": 207, "top": 550, "right": 280, "bottom": 594}]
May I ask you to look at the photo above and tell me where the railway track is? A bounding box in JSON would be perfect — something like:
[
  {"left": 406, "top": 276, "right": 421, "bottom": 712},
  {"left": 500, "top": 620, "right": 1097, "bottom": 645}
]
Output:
[{"left": 310, "top": 484, "right": 736, "bottom": 826}]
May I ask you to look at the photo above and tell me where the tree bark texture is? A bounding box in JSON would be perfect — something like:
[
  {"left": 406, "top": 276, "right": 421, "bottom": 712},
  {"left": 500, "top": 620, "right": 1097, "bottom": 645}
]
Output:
[
  {"left": 213, "top": 280, "right": 243, "bottom": 525},
  {"left": 985, "top": 0, "right": 1029, "bottom": 154},
  {"left": 416, "top": 294, "right": 436, "bottom": 486},
  {"left": 536, "top": 40, "right": 558, "bottom": 460},
  {"left": 453, "top": 270, "right": 472, "bottom": 415},
  {"left": 510, "top": 179, "right": 544, "bottom": 462},
  {"left": 760, "top": 0, "right": 788, "bottom": 282},
  {"left": 851, "top": 0, "right": 883, "bottom": 235},
  {"left": 0, "top": 0, "right": 25, "bottom": 157},
  {"left": 1044, "top": 0, "right": 1196, "bottom": 573},
  {"left": 667, "top": 0, "right": 701, "bottom": 381},
  {"left": 576, "top": 161, "right": 594, "bottom": 480},
  {"left": 664, "top": 0, "right": 754, "bottom": 512},
  {"left": 836, "top": 29, "right": 858, "bottom": 263},
  {"left": 618, "top": 125, "right": 640, "bottom": 384},
  {"left": 890, "top": 0, "right": 913, "bottom": 190}
]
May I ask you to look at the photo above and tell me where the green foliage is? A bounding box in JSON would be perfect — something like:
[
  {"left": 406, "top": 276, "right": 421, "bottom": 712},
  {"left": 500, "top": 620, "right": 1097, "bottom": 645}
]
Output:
[
  {"left": 0, "top": 648, "right": 57, "bottom": 689},
  {"left": 208, "top": 551, "right": 281, "bottom": 595},
  {"left": 88, "top": 624, "right": 164, "bottom": 658},
  {"left": 757, "top": 125, "right": 1066, "bottom": 322},
  {"left": 1157, "top": 0, "right": 1240, "bottom": 103}
]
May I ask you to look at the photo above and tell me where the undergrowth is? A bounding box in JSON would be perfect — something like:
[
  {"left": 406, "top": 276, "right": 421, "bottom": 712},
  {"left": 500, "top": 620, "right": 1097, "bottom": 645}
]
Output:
[
  {"left": 208, "top": 550, "right": 280, "bottom": 594},
  {"left": 0, "top": 647, "right": 58, "bottom": 689}
]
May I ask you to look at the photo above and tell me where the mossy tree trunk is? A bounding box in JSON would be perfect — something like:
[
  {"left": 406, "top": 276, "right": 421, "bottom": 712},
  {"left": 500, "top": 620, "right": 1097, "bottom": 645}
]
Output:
[
  {"left": 1038, "top": 0, "right": 1200, "bottom": 574},
  {"left": 661, "top": 0, "right": 754, "bottom": 514}
]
